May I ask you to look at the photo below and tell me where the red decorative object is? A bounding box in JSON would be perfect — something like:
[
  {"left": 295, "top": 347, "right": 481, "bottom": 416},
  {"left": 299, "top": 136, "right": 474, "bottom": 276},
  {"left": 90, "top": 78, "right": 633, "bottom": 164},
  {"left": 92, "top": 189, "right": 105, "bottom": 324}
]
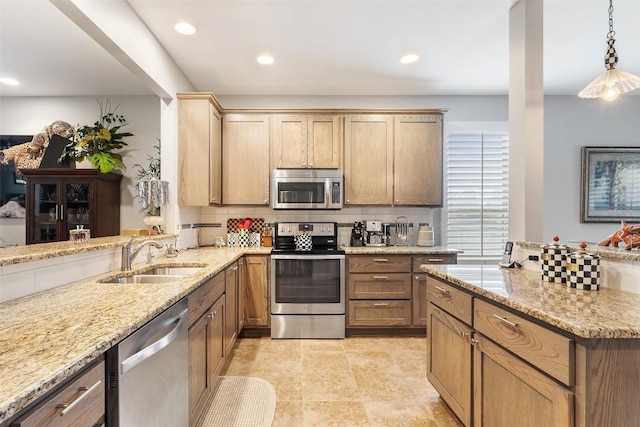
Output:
[
  {"left": 599, "top": 221, "right": 640, "bottom": 250},
  {"left": 553, "top": 235, "right": 560, "bottom": 242},
  {"left": 580, "top": 242, "right": 588, "bottom": 250}
]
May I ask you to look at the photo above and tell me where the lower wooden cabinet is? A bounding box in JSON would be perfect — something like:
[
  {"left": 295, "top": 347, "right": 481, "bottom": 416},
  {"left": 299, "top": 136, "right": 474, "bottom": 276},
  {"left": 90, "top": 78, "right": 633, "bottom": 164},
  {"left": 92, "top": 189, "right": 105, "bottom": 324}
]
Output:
[
  {"left": 188, "top": 272, "right": 225, "bottom": 426},
  {"left": 243, "top": 256, "right": 270, "bottom": 328},
  {"left": 474, "top": 335, "right": 574, "bottom": 427},
  {"left": 426, "top": 303, "right": 473, "bottom": 426},
  {"left": 412, "top": 274, "right": 427, "bottom": 325},
  {"left": 225, "top": 262, "right": 239, "bottom": 356},
  {"left": 348, "top": 300, "right": 412, "bottom": 326},
  {"left": 10, "top": 359, "right": 105, "bottom": 427}
]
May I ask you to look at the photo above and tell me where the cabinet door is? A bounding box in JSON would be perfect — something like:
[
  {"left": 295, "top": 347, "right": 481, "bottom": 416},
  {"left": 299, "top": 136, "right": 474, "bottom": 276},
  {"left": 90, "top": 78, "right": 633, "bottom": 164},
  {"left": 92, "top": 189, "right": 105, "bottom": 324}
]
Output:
[
  {"left": 344, "top": 115, "right": 393, "bottom": 205},
  {"left": 412, "top": 274, "right": 427, "bottom": 326},
  {"left": 188, "top": 311, "right": 213, "bottom": 426},
  {"left": 394, "top": 115, "right": 443, "bottom": 206},
  {"left": 271, "top": 115, "right": 308, "bottom": 168},
  {"left": 308, "top": 115, "right": 342, "bottom": 169},
  {"left": 243, "top": 256, "right": 270, "bottom": 327},
  {"left": 474, "top": 334, "right": 574, "bottom": 427},
  {"left": 64, "top": 179, "right": 93, "bottom": 236},
  {"left": 26, "top": 178, "right": 62, "bottom": 244},
  {"left": 222, "top": 114, "right": 270, "bottom": 205},
  {"left": 178, "top": 95, "right": 213, "bottom": 206},
  {"left": 225, "top": 263, "right": 238, "bottom": 355},
  {"left": 427, "top": 303, "right": 472, "bottom": 427},
  {"left": 209, "top": 107, "right": 222, "bottom": 205},
  {"left": 348, "top": 300, "right": 412, "bottom": 326},
  {"left": 210, "top": 296, "right": 225, "bottom": 379},
  {"left": 237, "top": 258, "right": 245, "bottom": 332}
]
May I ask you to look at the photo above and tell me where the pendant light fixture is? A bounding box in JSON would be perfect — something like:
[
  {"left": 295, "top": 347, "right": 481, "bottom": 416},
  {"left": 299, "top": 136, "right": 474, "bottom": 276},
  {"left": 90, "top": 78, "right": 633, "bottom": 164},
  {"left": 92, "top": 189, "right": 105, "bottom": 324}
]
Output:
[{"left": 578, "top": 0, "right": 640, "bottom": 101}]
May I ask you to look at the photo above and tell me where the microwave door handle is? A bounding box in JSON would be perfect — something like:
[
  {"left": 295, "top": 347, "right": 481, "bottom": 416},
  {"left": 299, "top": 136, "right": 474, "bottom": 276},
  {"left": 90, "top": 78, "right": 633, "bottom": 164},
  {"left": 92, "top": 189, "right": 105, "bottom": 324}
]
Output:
[{"left": 325, "top": 182, "right": 330, "bottom": 208}]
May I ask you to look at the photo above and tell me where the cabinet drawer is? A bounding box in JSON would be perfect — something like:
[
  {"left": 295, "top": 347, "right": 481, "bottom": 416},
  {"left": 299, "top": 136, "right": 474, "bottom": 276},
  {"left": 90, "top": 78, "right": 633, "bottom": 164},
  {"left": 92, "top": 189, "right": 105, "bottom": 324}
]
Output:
[
  {"left": 12, "top": 360, "right": 105, "bottom": 427},
  {"left": 348, "top": 255, "right": 411, "bottom": 273},
  {"left": 474, "top": 299, "right": 574, "bottom": 386},
  {"left": 413, "top": 254, "right": 457, "bottom": 271},
  {"left": 348, "top": 300, "right": 412, "bottom": 326},
  {"left": 188, "top": 272, "right": 225, "bottom": 326},
  {"left": 426, "top": 277, "right": 472, "bottom": 325},
  {"left": 348, "top": 273, "right": 411, "bottom": 299}
]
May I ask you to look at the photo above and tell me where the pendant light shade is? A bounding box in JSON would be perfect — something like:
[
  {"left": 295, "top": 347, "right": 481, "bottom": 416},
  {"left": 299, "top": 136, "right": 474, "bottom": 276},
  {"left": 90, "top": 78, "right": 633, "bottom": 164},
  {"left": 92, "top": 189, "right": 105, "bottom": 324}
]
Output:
[{"left": 578, "top": 0, "right": 640, "bottom": 101}]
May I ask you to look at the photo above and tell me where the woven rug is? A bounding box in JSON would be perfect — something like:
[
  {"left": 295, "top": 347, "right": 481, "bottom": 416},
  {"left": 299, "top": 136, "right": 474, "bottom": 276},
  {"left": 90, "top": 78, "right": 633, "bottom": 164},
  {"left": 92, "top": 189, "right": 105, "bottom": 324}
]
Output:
[{"left": 197, "top": 376, "right": 276, "bottom": 427}]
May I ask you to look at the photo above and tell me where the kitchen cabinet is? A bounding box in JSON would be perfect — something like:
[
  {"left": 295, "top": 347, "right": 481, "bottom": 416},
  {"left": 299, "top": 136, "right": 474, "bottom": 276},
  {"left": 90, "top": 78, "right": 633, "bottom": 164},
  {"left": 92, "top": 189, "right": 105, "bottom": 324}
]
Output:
[
  {"left": 393, "top": 114, "right": 443, "bottom": 206},
  {"left": 10, "top": 358, "right": 105, "bottom": 427},
  {"left": 344, "top": 115, "right": 394, "bottom": 205},
  {"left": 271, "top": 114, "right": 342, "bottom": 169},
  {"left": 225, "top": 262, "right": 240, "bottom": 355},
  {"left": 188, "top": 272, "right": 225, "bottom": 427},
  {"left": 178, "top": 93, "right": 223, "bottom": 206},
  {"left": 242, "top": 255, "right": 270, "bottom": 328},
  {"left": 23, "top": 169, "right": 121, "bottom": 245},
  {"left": 222, "top": 114, "right": 270, "bottom": 205},
  {"left": 412, "top": 254, "right": 457, "bottom": 326}
]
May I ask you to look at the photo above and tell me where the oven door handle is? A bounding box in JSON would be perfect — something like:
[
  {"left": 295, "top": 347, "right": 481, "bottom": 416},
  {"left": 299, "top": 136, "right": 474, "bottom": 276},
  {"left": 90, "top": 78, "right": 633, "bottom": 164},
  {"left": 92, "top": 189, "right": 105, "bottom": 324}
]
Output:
[{"left": 271, "top": 254, "right": 345, "bottom": 260}]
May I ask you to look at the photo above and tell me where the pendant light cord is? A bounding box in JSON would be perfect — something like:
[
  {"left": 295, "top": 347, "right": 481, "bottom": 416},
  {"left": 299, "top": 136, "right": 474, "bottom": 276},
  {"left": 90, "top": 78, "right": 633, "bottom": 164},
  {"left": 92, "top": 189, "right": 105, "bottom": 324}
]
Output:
[{"left": 607, "top": 0, "right": 615, "bottom": 39}]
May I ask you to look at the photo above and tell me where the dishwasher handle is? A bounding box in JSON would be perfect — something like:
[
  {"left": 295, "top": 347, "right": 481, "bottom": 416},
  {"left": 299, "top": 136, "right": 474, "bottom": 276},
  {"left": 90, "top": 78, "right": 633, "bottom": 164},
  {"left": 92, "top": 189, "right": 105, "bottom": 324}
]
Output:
[{"left": 121, "top": 308, "right": 187, "bottom": 375}]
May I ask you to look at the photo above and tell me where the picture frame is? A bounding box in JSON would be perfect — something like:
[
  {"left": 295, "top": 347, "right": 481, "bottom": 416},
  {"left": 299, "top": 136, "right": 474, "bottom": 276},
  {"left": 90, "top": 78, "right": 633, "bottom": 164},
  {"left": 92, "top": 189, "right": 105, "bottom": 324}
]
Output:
[{"left": 581, "top": 146, "right": 640, "bottom": 223}]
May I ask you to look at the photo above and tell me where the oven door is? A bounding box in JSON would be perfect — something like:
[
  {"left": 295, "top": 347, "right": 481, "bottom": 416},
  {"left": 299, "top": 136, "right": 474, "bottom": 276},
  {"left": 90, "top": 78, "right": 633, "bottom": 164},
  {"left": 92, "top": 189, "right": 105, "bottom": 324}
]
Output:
[{"left": 271, "top": 254, "right": 345, "bottom": 314}]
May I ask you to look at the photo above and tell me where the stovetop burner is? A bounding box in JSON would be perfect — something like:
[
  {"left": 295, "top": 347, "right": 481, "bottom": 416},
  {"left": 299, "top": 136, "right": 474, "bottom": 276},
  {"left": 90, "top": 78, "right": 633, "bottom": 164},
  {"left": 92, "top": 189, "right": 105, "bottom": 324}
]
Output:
[{"left": 272, "top": 221, "right": 344, "bottom": 254}]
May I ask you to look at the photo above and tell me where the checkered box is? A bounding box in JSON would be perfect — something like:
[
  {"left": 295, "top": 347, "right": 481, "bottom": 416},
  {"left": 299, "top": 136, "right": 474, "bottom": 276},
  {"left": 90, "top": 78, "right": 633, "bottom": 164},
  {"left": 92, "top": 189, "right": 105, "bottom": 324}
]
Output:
[
  {"left": 541, "top": 244, "right": 569, "bottom": 283},
  {"left": 567, "top": 252, "right": 600, "bottom": 291}
]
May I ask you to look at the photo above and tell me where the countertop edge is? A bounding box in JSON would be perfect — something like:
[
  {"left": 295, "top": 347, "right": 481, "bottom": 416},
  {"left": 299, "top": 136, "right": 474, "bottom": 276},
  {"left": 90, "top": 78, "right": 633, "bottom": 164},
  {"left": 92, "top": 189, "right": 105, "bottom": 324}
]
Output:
[{"left": 421, "top": 265, "right": 640, "bottom": 340}]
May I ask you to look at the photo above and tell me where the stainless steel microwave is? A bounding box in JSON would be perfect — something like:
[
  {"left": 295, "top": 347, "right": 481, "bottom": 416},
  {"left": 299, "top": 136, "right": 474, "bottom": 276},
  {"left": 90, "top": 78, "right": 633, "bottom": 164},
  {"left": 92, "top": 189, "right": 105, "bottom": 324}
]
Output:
[{"left": 271, "top": 169, "right": 343, "bottom": 209}]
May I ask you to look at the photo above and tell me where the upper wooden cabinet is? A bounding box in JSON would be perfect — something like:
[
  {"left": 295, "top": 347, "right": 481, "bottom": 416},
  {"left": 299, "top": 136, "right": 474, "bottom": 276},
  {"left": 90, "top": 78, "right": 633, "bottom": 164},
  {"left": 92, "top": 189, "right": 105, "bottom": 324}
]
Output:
[
  {"left": 393, "top": 114, "right": 443, "bottom": 206},
  {"left": 222, "top": 114, "right": 270, "bottom": 205},
  {"left": 178, "top": 93, "right": 222, "bottom": 206},
  {"left": 344, "top": 115, "right": 394, "bottom": 205},
  {"left": 270, "top": 115, "right": 342, "bottom": 169}
]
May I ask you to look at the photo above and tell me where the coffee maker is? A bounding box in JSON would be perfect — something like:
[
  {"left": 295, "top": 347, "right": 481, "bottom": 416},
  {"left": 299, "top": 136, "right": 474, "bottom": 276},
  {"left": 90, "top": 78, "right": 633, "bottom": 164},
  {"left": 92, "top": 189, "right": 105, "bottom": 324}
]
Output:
[
  {"left": 364, "top": 220, "right": 385, "bottom": 246},
  {"left": 350, "top": 221, "right": 364, "bottom": 247}
]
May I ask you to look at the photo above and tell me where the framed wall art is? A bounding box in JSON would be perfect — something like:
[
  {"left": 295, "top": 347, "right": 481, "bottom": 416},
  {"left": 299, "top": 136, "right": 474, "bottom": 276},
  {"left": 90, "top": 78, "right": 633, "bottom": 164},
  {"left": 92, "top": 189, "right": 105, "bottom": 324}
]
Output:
[{"left": 581, "top": 146, "right": 640, "bottom": 223}]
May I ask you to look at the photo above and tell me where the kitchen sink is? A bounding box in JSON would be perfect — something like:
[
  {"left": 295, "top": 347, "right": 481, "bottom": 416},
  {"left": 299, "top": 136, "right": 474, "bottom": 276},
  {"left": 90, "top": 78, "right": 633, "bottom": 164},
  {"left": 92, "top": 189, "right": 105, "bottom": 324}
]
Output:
[
  {"left": 102, "top": 275, "right": 186, "bottom": 284},
  {"left": 140, "top": 266, "right": 204, "bottom": 276}
]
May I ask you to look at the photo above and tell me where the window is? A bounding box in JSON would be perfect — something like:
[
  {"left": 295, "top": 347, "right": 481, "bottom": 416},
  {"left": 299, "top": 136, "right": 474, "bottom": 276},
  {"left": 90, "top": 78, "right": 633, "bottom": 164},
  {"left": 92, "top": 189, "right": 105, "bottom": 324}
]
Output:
[{"left": 446, "top": 132, "right": 509, "bottom": 261}]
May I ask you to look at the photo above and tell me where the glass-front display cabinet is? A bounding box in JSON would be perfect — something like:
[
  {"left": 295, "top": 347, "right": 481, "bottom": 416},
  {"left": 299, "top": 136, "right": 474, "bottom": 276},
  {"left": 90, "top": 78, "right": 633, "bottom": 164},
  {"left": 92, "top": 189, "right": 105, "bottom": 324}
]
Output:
[{"left": 23, "top": 169, "right": 121, "bottom": 245}]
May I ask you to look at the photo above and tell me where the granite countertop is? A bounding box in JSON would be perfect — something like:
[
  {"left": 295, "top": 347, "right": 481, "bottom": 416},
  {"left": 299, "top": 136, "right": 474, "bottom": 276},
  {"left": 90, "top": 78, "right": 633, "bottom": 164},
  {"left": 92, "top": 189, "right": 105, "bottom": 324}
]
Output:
[
  {"left": 0, "top": 246, "right": 270, "bottom": 424},
  {"left": 422, "top": 264, "right": 640, "bottom": 339},
  {"left": 343, "top": 245, "right": 462, "bottom": 255},
  {"left": 517, "top": 241, "right": 640, "bottom": 262}
]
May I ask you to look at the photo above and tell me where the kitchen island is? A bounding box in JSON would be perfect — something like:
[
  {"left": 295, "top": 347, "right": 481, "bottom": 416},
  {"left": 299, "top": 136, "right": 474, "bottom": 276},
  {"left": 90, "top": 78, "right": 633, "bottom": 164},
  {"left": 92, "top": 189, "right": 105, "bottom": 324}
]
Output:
[{"left": 422, "top": 265, "right": 640, "bottom": 427}]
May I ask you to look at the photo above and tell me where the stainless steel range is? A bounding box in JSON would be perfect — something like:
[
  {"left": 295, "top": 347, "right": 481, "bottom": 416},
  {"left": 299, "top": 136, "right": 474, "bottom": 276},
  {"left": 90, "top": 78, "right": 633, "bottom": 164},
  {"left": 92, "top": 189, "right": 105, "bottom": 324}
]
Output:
[{"left": 271, "top": 222, "right": 345, "bottom": 339}]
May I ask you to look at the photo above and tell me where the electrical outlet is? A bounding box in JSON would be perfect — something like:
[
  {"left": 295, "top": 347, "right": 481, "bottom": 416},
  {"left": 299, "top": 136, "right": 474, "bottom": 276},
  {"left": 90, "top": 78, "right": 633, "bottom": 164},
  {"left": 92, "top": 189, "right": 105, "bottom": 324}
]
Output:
[{"left": 528, "top": 255, "right": 539, "bottom": 261}]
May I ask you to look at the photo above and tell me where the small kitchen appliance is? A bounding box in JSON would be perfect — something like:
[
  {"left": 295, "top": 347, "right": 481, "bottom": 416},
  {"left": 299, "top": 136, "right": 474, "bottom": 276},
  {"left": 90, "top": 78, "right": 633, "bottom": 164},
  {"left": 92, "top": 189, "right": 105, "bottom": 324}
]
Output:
[
  {"left": 271, "top": 169, "right": 343, "bottom": 210},
  {"left": 350, "top": 221, "right": 364, "bottom": 247},
  {"left": 364, "top": 220, "right": 385, "bottom": 247},
  {"left": 271, "top": 222, "right": 345, "bottom": 339},
  {"left": 417, "top": 223, "right": 434, "bottom": 247}
]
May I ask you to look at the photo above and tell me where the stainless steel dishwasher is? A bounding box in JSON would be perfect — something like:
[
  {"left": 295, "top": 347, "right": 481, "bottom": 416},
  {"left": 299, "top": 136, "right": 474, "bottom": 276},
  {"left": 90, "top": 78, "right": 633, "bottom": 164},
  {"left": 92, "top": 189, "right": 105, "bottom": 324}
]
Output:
[{"left": 106, "top": 298, "right": 189, "bottom": 427}]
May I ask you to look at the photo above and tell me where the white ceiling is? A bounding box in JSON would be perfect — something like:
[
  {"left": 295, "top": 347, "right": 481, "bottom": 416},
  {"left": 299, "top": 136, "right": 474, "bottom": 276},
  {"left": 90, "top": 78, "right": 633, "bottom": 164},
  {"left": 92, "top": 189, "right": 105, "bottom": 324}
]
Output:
[{"left": 1, "top": 0, "right": 639, "bottom": 97}]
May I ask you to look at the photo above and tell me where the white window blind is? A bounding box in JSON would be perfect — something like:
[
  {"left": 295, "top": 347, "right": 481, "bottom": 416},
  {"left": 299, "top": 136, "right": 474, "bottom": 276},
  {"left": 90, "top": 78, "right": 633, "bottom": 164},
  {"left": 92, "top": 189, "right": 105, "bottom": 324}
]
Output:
[{"left": 446, "top": 133, "right": 509, "bottom": 260}]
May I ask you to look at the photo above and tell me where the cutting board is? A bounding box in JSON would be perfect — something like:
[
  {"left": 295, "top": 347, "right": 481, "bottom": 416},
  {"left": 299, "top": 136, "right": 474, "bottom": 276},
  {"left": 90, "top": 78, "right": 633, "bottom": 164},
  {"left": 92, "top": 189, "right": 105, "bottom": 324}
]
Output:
[{"left": 227, "top": 218, "right": 265, "bottom": 234}]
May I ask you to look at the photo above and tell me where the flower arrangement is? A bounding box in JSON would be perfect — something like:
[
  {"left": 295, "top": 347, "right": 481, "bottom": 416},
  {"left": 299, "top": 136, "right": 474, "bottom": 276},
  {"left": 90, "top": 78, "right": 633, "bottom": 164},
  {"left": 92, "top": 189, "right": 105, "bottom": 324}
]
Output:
[{"left": 59, "top": 99, "right": 134, "bottom": 173}]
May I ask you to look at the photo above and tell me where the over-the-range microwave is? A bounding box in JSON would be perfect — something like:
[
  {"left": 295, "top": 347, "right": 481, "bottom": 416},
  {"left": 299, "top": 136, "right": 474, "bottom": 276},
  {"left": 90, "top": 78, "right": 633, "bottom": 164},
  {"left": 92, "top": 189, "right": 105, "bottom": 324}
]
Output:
[{"left": 271, "top": 169, "right": 343, "bottom": 210}]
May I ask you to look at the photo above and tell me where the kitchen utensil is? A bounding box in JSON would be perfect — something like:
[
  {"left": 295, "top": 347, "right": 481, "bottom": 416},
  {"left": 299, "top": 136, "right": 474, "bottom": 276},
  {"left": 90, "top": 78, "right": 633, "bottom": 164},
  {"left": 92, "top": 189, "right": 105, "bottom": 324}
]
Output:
[{"left": 395, "top": 216, "right": 409, "bottom": 246}]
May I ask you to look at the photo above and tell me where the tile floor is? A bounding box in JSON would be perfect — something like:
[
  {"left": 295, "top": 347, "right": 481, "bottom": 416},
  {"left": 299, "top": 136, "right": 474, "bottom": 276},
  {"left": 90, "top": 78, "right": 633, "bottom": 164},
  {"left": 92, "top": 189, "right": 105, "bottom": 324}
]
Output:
[{"left": 220, "top": 336, "right": 463, "bottom": 427}]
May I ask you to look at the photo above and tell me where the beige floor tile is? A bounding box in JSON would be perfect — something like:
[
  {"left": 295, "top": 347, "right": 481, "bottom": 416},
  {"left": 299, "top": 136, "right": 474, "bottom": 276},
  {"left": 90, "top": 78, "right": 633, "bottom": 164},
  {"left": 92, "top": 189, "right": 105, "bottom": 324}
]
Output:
[
  {"left": 377, "top": 336, "right": 428, "bottom": 351},
  {"left": 425, "top": 399, "right": 464, "bottom": 427},
  {"left": 364, "top": 400, "right": 439, "bottom": 427},
  {"left": 303, "top": 401, "right": 369, "bottom": 427},
  {"left": 346, "top": 350, "right": 402, "bottom": 374},
  {"left": 259, "top": 337, "right": 302, "bottom": 354},
  {"left": 302, "top": 350, "right": 351, "bottom": 374},
  {"left": 390, "top": 350, "right": 428, "bottom": 376},
  {"left": 251, "top": 348, "right": 303, "bottom": 373},
  {"left": 403, "top": 376, "right": 441, "bottom": 401},
  {"left": 273, "top": 401, "right": 304, "bottom": 427},
  {"left": 302, "top": 371, "right": 361, "bottom": 401},
  {"left": 352, "top": 370, "right": 420, "bottom": 402},
  {"left": 220, "top": 356, "right": 253, "bottom": 376},
  {"left": 301, "top": 339, "right": 345, "bottom": 352},
  {"left": 249, "top": 370, "right": 303, "bottom": 401},
  {"left": 342, "top": 336, "right": 382, "bottom": 351}
]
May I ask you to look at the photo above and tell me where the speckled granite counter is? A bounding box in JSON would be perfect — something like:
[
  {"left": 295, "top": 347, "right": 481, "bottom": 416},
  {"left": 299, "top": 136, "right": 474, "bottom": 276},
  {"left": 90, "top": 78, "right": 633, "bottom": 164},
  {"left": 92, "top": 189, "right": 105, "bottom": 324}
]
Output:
[
  {"left": 0, "top": 246, "right": 270, "bottom": 424},
  {"left": 516, "top": 241, "right": 640, "bottom": 262},
  {"left": 0, "top": 235, "right": 174, "bottom": 267},
  {"left": 343, "top": 245, "right": 462, "bottom": 255},
  {"left": 422, "top": 264, "right": 640, "bottom": 339}
]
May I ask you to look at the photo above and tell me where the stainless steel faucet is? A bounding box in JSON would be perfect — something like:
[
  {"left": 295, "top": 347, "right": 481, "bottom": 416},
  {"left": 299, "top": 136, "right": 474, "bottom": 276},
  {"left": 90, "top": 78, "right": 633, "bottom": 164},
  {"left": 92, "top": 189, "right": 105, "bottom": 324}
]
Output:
[{"left": 121, "top": 236, "right": 164, "bottom": 270}]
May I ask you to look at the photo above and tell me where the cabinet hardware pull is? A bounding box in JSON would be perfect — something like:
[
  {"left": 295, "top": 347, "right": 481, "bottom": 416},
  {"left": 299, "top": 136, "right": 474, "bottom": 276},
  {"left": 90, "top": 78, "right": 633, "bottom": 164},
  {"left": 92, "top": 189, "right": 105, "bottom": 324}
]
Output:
[
  {"left": 460, "top": 331, "right": 469, "bottom": 338},
  {"left": 60, "top": 205, "right": 64, "bottom": 220},
  {"left": 233, "top": 266, "right": 238, "bottom": 271},
  {"left": 427, "top": 258, "right": 443, "bottom": 262},
  {"left": 471, "top": 338, "right": 479, "bottom": 346},
  {"left": 55, "top": 205, "right": 59, "bottom": 221},
  {"left": 57, "top": 379, "right": 102, "bottom": 416},
  {"left": 373, "top": 303, "right": 388, "bottom": 306},
  {"left": 309, "top": 163, "right": 313, "bottom": 167},
  {"left": 415, "top": 275, "right": 425, "bottom": 281},
  {"left": 373, "top": 258, "right": 388, "bottom": 262},
  {"left": 493, "top": 314, "right": 519, "bottom": 329},
  {"left": 373, "top": 276, "right": 389, "bottom": 280},
  {"left": 434, "top": 286, "right": 450, "bottom": 295}
]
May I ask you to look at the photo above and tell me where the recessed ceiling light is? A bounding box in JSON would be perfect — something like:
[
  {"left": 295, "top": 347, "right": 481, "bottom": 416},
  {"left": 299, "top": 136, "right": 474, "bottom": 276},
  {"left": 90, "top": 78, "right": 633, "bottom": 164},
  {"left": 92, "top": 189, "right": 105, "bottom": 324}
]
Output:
[
  {"left": 400, "top": 54, "right": 419, "bottom": 64},
  {"left": 257, "top": 55, "right": 274, "bottom": 65},
  {"left": 0, "top": 77, "right": 19, "bottom": 86},
  {"left": 175, "top": 22, "right": 196, "bottom": 35}
]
